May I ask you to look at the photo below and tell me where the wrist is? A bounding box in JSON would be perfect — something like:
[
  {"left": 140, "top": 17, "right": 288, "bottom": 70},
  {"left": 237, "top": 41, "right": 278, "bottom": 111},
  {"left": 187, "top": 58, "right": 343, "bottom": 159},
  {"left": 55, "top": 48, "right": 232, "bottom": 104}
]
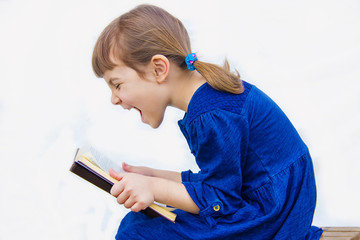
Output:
[{"left": 149, "top": 176, "right": 168, "bottom": 204}]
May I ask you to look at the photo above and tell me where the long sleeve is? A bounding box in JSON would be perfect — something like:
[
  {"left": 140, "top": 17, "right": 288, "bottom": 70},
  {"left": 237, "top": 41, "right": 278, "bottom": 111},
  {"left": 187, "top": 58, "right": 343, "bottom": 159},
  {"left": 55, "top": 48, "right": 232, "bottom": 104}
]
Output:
[{"left": 179, "top": 109, "right": 250, "bottom": 226}]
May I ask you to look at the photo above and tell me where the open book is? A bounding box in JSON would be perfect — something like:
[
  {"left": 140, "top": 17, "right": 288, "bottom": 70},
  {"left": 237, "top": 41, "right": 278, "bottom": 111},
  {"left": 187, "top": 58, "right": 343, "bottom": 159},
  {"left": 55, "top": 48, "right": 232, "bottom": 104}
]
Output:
[{"left": 69, "top": 146, "right": 177, "bottom": 223}]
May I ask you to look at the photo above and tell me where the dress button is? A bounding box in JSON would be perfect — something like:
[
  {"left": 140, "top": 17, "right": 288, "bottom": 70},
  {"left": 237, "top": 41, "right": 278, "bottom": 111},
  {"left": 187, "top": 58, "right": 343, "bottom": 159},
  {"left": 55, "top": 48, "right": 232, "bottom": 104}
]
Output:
[{"left": 213, "top": 205, "right": 220, "bottom": 211}]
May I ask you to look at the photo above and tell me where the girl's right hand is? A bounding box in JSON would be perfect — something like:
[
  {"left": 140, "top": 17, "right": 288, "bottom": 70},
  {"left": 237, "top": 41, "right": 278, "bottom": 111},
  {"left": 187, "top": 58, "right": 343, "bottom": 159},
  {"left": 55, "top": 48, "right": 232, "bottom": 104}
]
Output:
[{"left": 109, "top": 169, "right": 155, "bottom": 212}]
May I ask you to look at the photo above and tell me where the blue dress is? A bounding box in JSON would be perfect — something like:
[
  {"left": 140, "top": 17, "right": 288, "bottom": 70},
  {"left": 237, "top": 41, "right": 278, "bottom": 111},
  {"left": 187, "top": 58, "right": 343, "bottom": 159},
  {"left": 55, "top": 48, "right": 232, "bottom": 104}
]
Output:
[{"left": 115, "top": 81, "right": 323, "bottom": 239}]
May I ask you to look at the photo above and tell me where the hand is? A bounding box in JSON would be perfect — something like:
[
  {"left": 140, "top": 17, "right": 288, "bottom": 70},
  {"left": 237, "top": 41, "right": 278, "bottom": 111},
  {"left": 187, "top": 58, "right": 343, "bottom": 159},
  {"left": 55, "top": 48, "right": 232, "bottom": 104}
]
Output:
[
  {"left": 109, "top": 168, "right": 155, "bottom": 212},
  {"left": 122, "top": 162, "right": 154, "bottom": 176},
  {"left": 122, "top": 162, "right": 182, "bottom": 182}
]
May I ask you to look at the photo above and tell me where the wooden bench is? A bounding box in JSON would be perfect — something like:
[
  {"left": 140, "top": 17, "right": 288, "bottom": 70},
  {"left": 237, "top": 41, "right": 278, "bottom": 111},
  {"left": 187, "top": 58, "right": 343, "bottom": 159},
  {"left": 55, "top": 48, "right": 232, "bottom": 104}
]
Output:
[{"left": 321, "top": 227, "right": 360, "bottom": 240}]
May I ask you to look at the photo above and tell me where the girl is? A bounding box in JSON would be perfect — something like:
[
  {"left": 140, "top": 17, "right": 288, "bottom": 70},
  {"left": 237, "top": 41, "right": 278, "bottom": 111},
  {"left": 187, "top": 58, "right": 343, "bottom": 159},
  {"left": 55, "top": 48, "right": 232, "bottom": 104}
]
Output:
[{"left": 92, "top": 4, "right": 323, "bottom": 240}]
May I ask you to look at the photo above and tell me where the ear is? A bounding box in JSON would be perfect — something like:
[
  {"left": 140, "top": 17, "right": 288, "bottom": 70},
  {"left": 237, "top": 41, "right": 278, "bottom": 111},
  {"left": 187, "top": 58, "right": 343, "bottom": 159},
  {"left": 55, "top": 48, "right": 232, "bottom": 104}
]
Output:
[{"left": 150, "top": 55, "right": 170, "bottom": 84}]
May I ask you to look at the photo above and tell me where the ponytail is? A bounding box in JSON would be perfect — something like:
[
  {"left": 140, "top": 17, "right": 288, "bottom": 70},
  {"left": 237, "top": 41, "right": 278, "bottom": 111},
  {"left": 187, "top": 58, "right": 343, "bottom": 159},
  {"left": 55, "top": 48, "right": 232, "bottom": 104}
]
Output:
[{"left": 191, "top": 58, "right": 244, "bottom": 94}]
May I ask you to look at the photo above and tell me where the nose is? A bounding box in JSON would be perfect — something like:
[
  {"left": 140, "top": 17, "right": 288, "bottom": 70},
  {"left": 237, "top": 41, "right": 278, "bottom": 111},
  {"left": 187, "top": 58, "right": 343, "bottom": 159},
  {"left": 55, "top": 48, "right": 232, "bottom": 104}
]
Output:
[
  {"left": 111, "top": 93, "right": 131, "bottom": 110},
  {"left": 111, "top": 93, "right": 121, "bottom": 105}
]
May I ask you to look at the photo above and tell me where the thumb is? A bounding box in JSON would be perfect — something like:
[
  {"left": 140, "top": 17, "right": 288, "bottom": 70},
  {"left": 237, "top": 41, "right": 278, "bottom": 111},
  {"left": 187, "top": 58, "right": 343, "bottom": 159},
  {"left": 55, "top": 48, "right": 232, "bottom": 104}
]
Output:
[{"left": 109, "top": 168, "right": 123, "bottom": 181}]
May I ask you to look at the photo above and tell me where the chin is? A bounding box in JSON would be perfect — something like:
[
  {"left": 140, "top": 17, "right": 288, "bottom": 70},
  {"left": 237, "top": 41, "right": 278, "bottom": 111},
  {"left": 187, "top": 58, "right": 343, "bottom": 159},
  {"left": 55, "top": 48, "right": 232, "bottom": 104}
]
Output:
[
  {"left": 149, "top": 118, "right": 164, "bottom": 129},
  {"left": 149, "top": 122, "right": 161, "bottom": 129}
]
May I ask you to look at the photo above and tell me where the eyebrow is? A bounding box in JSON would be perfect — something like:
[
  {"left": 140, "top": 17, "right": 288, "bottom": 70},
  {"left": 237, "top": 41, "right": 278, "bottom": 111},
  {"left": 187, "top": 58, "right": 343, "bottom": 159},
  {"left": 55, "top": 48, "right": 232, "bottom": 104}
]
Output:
[{"left": 108, "top": 77, "right": 120, "bottom": 85}]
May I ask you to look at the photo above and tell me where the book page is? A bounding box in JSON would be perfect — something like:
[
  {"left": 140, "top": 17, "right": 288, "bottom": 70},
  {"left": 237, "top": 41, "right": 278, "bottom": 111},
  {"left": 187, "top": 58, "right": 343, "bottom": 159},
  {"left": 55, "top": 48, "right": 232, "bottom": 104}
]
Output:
[{"left": 78, "top": 146, "right": 124, "bottom": 174}]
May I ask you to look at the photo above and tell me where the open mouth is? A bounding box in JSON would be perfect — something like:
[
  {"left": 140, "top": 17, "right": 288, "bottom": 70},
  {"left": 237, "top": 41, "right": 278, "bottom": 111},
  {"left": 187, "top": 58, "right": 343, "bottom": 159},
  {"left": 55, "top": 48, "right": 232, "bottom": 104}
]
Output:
[
  {"left": 134, "top": 107, "right": 142, "bottom": 117},
  {"left": 133, "top": 107, "right": 145, "bottom": 123}
]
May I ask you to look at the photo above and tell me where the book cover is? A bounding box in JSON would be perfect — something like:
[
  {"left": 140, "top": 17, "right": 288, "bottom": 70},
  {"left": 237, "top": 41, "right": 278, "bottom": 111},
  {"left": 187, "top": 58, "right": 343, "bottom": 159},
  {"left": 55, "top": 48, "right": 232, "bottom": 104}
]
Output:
[{"left": 69, "top": 147, "right": 177, "bottom": 223}]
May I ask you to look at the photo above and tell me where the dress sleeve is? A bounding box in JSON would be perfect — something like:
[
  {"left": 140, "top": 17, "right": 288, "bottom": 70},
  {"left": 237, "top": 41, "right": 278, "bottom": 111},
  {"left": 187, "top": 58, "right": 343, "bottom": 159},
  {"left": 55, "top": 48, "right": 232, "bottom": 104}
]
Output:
[{"left": 180, "top": 110, "right": 250, "bottom": 226}]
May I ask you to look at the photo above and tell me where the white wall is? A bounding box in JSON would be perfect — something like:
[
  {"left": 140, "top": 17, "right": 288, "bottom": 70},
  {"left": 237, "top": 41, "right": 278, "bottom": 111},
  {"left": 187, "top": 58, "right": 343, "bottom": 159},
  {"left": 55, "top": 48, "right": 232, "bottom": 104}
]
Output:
[{"left": 0, "top": 0, "right": 359, "bottom": 239}]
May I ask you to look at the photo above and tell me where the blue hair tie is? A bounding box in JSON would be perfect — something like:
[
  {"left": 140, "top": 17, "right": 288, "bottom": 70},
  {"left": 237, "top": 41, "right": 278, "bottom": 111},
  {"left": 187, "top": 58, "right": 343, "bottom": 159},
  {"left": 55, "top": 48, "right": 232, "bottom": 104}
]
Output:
[{"left": 185, "top": 53, "right": 198, "bottom": 71}]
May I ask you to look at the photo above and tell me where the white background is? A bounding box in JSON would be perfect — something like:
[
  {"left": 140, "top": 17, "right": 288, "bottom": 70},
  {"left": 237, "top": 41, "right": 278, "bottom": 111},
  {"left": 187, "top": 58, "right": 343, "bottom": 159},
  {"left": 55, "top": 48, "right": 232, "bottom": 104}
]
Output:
[{"left": 0, "top": 0, "right": 359, "bottom": 239}]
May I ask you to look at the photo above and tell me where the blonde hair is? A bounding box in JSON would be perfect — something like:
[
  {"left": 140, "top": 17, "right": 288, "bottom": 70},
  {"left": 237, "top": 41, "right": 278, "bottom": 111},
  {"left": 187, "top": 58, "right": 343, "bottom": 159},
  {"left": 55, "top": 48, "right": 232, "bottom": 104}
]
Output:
[{"left": 92, "top": 4, "right": 243, "bottom": 94}]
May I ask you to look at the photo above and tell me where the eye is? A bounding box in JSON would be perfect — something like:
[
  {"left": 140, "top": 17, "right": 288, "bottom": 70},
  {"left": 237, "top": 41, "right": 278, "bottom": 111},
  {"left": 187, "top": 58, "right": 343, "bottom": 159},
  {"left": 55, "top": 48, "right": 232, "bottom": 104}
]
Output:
[{"left": 115, "top": 84, "right": 121, "bottom": 89}]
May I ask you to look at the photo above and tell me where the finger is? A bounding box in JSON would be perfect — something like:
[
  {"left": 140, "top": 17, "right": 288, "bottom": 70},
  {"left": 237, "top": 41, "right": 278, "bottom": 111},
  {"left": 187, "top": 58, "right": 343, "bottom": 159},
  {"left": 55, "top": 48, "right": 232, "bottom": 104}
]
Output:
[
  {"left": 110, "top": 181, "right": 125, "bottom": 196},
  {"left": 122, "top": 162, "right": 150, "bottom": 176},
  {"left": 123, "top": 196, "right": 136, "bottom": 209},
  {"left": 109, "top": 168, "right": 124, "bottom": 180},
  {"left": 122, "top": 162, "right": 136, "bottom": 173},
  {"left": 131, "top": 202, "right": 148, "bottom": 212},
  {"left": 117, "top": 191, "right": 131, "bottom": 205}
]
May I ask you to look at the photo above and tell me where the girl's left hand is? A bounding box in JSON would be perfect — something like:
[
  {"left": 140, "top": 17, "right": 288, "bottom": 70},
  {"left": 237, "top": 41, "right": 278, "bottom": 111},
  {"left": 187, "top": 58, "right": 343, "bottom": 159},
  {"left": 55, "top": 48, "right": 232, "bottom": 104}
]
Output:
[{"left": 109, "top": 168, "right": 155, "bottom": 212}]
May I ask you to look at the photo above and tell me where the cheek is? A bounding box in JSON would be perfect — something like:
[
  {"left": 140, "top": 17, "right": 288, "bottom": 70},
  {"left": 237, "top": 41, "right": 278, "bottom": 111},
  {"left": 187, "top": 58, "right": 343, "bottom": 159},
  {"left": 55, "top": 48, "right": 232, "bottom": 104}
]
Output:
[
  {"left": 143, "top": 93, "right": 162, "bottom": 111},
  {"left": 118, "top": 86, "right": 135, "bottom": 104},
  {"left": 122, "top": 90, "right": 146, "bottom": 109}
]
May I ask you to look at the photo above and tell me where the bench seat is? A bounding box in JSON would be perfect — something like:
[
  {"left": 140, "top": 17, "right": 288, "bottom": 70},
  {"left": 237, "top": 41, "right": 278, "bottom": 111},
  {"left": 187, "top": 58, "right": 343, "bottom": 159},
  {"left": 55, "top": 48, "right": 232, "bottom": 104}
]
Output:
[{"left": 320, "top": 227, "right": 360, "bottom": 240}]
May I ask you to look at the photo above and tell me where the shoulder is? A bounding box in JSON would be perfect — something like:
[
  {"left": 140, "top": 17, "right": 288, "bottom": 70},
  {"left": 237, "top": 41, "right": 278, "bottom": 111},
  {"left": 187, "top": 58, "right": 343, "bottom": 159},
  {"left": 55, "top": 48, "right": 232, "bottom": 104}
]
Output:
[{"left": 181, "top": 81, "right": 254, "bottom": 125}]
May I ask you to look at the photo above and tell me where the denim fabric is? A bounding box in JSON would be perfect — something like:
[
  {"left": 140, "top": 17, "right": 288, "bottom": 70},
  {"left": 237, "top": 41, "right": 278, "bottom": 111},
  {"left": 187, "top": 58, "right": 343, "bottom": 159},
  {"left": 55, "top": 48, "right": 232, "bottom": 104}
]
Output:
[{"left": 115, "top": 81, "right": 323, "bottom": 240}]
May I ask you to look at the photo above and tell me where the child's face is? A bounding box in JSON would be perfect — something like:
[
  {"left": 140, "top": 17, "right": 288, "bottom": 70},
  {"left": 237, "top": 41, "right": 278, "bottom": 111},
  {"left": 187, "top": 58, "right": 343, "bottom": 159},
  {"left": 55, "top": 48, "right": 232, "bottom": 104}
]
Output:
[{"left": 103, "top": 60, "right": 170, "bottom": 129}]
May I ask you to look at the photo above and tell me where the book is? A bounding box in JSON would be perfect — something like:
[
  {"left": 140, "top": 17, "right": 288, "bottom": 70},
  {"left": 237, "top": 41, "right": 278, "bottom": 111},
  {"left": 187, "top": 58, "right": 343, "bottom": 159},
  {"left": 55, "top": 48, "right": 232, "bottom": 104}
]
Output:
[{"left": 69, "top": 146, "right": 177, "bottom": 223}]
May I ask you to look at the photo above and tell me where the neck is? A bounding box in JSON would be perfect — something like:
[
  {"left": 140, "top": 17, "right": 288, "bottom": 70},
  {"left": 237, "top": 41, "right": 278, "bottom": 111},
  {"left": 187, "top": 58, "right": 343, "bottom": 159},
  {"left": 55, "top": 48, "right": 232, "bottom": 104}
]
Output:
[{"left": 168, "top": 67, "right": 206, "bottom": 112}]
